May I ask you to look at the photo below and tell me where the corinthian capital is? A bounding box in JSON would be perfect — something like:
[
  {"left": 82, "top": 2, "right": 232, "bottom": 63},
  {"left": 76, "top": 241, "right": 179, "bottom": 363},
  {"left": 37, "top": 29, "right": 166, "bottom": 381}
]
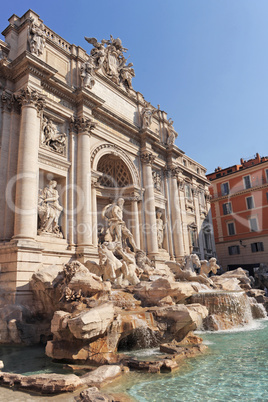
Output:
[
  {"left": 1, "top": 90, "right": 14, "bottom": 112},
  {"left": 170, "top": 166, "right": 182, "bottom": 178},
  {"left": 140, "top": 152, "right": 155, "bottom": 165},
  {"left": 75, "top": 117, "right": 96, "bottom": 135},
  {"left": 16, "top": 87, "right": 45, "bottom": 111}
]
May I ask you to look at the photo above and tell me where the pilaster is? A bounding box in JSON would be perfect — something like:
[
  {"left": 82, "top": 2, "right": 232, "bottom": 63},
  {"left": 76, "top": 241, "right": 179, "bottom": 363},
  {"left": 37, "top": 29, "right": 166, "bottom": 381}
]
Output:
[
  {"left": 75, "top": 117, "right": 96, "bottom": 249},
  {"left": 141, "top": 152, "right": 158, "bottom": 256},
  {"left": 168, "top": 166, "right": 184, "bottom": 259},
  {"left": 13, "top": 87, "right": 45, "bottom": 241}
]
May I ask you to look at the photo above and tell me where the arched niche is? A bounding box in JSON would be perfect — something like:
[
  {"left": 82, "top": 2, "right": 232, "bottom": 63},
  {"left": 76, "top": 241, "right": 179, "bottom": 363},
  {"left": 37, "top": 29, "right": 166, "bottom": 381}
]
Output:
[{"left": 91, "top": 143, "right": 140, "bottom": 188}]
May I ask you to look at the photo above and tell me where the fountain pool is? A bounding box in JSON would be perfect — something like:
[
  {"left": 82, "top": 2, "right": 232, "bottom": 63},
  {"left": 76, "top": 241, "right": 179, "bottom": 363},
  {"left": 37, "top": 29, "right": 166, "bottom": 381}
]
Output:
[
  {"left": 121, "top": 318, "right": 268, "bottom": 401},
  {"left": 0, "top": 319, "right": 268, "bottom": 401}
]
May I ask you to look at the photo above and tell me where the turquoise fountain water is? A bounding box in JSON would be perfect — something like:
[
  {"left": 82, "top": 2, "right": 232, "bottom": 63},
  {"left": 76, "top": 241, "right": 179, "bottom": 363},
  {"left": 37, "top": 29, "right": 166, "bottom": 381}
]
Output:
[
  {"left": 0, "top": 319, "right": 267, "bottom": 401},
  {"left": 127, "top": 319, "right": 268, "bottom": 402}
]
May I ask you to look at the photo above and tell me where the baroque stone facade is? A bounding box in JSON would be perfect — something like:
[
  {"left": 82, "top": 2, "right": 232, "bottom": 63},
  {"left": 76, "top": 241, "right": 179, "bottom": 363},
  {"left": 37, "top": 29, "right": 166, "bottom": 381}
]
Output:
[{"left": 0, "top": 10, "right": 216, "bottom": 304}]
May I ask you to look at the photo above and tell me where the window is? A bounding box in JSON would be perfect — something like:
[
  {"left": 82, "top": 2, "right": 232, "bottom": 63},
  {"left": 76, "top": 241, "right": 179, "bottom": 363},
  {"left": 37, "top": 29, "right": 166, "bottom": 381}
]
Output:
[
  {"left": 199, "top": 191, "right": 206, "bottom": 208},
  {"left": 227, "top": 169, "right": 233, "bottom": 174},
  {"left": 216, "top": 173, "right": 221, "bottom": 178},
  {"left": 249, "top": 217, "right": 258, "bottom": 232},
  {"left": 227, "top": 222, "right": 235, "bottom": 236},
  {"left": 243, "top": 175, "right": 251, "bottom": 189},
  {"left": 204, "top": 232, "right": 212, "bottom": 251},
  {"left": 251, "top": 242, "right": 264, "bottom": 252},
  {"left": 223, "top": 202, "right": 232, "bottom": 215},
  {"left": 266, "top": 169, "right": 268, "bottom": 183},
  {"left": 188, "top": 224, "right": 198, "bottom": 249},
  {"left": 266, "top": 192, "right": 268, "bottom": 203},
  {"left": 221, "top": 182, "right": 229, "bottom": 196},
  {"left": 185, "top": 183, "right": 192, "bottom": 200},
  {"left": 246, "top": 196, "right": 254, "bottom": 210},
  {"left": 228, "top": 245, "right": 240, "bottom": 255}
]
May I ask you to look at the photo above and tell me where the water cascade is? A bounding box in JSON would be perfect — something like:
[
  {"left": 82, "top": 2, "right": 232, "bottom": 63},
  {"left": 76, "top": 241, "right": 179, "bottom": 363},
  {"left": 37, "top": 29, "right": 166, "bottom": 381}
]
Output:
[{"left": 189, "top": 290, "right": 267, "bottom": 331}]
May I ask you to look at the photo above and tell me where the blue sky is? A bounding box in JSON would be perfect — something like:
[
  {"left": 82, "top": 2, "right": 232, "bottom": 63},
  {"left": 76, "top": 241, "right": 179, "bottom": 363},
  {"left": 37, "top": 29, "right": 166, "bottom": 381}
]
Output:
[{"left": 1, "top": 1, "right": 267, "bottom": 174}]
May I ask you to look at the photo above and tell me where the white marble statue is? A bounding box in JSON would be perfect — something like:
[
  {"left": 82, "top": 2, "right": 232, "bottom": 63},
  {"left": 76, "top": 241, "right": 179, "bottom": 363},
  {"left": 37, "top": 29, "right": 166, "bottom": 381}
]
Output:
[
  {"left": 38, "top": 180, "right": 63, "bottom": 237},
  {"left": 98, "top": 242, "right": 123, "bottom": 283},
  {"left": 102, "top": 197, "right": 137, "bottom": 251},
  {"left": 84, "top": 35, "right": 134, "bottom": 89},
  {"left": 156, "top": 210, "right": 164, "bottom": 249},
  {"left": 166, "top": 118, "right": 177, "bottom": 146},
  {"left": 119, "top": 62, "right": 135, "bottom": 90},
  {"left": 200, "top": 258, "right": 220, "bottom": 276},
  {"left": 28, "top": 19, "right": 46, "bottom": 56},
  {"left": 42, "top": 117, "right": 66, "bottom": 154},
  {"left": 80, "top": 58, "right": 95, "bottom": 89},
  {"left": 152, "top": 171, "right": 162, "bottom": 191},
  {"left": 166, "top": 254, "right": 214, "bottom": 286},
  {"left": 118, "top": 247, "right": 140, "bottom": 286}
]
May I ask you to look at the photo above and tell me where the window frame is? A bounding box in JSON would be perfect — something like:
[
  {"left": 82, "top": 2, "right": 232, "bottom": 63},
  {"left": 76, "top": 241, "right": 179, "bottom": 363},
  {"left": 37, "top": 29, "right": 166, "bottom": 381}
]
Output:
[
  {"left": 243, "top": 175, "right": 252, "bottom": 189},
  {"left": 228, "top": 245, "right": 240, "bottom": 255},
  {"left": 246, "top": 195, "right": 254, "bottom": 210},
  {"left": 221, "top": 182, "right": 230, "bottom": 196},
  {"left": 251, "top": 242, "right": 264, "bottom": 253},
  {"left": 185, "top": 183, "right": 192, "bottom": 201},
  {"left": 227, "top": 221, "right": 236, "bottom": 236},
  {"left": 248, "top": 216, "right": 259, "bottom": 232},
  {"left": 222, "top": 202, "right": 232, "bottom": 215}
]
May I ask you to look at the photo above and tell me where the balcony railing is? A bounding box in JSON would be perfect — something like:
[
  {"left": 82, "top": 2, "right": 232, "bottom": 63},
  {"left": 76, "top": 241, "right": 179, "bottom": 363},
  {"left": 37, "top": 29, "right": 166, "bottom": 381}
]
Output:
[{"left": 211, "top": 176, "right": 267, "bottom": 199}]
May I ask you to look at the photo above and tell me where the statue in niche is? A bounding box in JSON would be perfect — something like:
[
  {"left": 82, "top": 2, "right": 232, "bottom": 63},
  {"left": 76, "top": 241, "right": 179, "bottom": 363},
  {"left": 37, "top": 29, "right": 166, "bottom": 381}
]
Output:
[
  {"left": 156, "top": 210, "right": 164, "bottom": 249},
  {"left": 98, "top": 198, "right": 143, "bottom": 286},
  {"left": 42, "top": 117, "right": 66, "bottom": 154},
  {"left": 80, "top": 58, "right": 95, "bottom": 89},
  {"left": 166, "top": 118, "right": 177, "bottom": 146},
  {"left": 28, "top": 19, "right": 46, "bottom": 56},
  {"left": 38, "top": 180, "right": 63, "bottom": 237},
  {"left": 152, "top": 171, "right": 162, "bottom": 192},
  {"left": 102, "top": 197, "right": 137, "bottom": 252}
]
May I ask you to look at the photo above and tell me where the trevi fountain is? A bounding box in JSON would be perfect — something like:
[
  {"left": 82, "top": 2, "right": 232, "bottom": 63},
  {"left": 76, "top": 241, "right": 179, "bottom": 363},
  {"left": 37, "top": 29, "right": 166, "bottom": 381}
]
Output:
[{"left": 0, "top": 9, "right": 267, "bottom": 402}]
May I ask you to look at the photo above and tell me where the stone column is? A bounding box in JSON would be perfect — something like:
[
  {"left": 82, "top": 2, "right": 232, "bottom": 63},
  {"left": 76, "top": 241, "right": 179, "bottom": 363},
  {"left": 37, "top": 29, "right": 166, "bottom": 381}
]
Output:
[
  {"left": 0, "top": 91, "right": 13, "bottom": 240},
  {"left": 205, "top": 190, "right": 217, "bottom": 255},
  {"left": 177, "top": 178, "right": 189, "bottom": 254},
  {"left": 91, "top": 175, "right": 99, "bottom": 247},
  {"left": 164, "top": 169, "right": 174, "bottom": 259},
  {"left": 76, "top": 117, "right": 96, "bottom": 247},
  {"left": 67, "top": 120, "right": 75, "bottom": 248},
  {"left": 141, "top": 152, "right": 158, "bottom": 256},
  {"left": 169, "top": 167, "right": 184, "bottom": 259},
  {"left": 131, "top": 196, "right": 141, "bottom": 250},
  {"left": 13, "top": 87, "right": 45, "bottom": 240},
  {"left": 192, "top": 184, "right": 205, "bottom": 259}
]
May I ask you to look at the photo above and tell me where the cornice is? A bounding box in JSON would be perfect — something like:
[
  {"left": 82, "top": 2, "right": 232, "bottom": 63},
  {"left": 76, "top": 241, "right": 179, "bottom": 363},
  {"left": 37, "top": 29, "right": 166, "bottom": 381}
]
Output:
[
  {"left": 38, "top": 149, "right": 71, "bottom": 171},
  {"left": 7, "top": 51, "right": 57, "bottom": 82}
]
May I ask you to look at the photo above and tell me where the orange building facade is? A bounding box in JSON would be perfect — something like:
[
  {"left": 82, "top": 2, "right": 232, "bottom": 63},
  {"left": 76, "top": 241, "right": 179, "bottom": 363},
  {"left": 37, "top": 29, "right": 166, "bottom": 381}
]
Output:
[{"left": 207, "top": 153, "right": 268, "bottom": 274}]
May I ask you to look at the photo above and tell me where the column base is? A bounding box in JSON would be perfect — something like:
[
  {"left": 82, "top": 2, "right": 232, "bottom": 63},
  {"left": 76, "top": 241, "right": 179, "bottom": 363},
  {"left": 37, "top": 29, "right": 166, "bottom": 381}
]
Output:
[
  {"left": 76, "top": 245, "right": 99, "bottom": 264},
  {"left": 0, "top": 239, "right": 43, "bottom": 306}
]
